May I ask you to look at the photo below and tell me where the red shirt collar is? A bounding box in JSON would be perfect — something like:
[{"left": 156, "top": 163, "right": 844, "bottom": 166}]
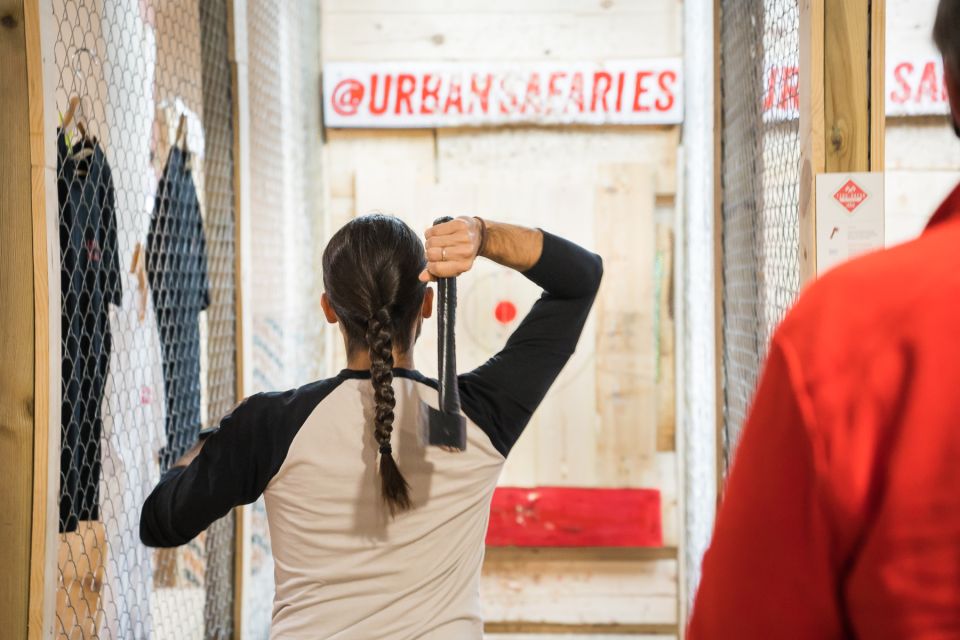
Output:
[{"left": 926, "top": 181, "right": 960, "bottom": 231}]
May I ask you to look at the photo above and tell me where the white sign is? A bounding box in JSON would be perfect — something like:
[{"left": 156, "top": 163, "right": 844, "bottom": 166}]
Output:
[
  {"left": 816, "top": 172, "right": 885, "bottom": 274},
  {"left": 322, "top": 60, "right": 683, "bottom": 128},
  {"left": 886, "top": 54, "right": 950, "bottom": 117}
]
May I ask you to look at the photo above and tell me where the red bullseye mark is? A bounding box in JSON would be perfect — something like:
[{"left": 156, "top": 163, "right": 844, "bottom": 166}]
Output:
[{"left": 494, "top": 300, "right": 517, "bottom": 324}]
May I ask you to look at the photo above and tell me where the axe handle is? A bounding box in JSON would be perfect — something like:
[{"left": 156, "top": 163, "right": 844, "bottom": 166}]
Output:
[{"left": 433, "top": 216, "right": 462, "bottom": 415}]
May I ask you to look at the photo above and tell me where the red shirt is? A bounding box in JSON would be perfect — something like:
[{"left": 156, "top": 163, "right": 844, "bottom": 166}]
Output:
[{"left": 689, "top": 184, "right": 960, "bottom": 639}]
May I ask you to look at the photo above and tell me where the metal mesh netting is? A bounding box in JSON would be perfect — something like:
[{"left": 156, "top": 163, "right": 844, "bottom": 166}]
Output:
[
  {"left": 53, "top": 0, "right": 237, "bottom": 637},
  {"left": 719, "top": 0, "right": 802, "bottom": 464},
  {"left": 243, "top": 2, "right": 325, "bottom": 636}
]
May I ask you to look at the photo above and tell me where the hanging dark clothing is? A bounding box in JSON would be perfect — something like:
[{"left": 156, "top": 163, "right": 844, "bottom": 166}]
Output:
[
  {"left": 58, "top": 131, "right": 122, "bottom": 533},
  {"left": 146, "top": 146, "right": 211, "bottom": 471}
]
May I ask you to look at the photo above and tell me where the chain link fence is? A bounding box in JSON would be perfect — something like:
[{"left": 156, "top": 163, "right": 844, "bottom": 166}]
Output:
[
  {"left": 243, "top": 2, "right": 324, "bottom": 636},
  {"left": 53, "top": 0, "right": 237, "bottom": 637},
  {"left": 719, "top": 0, "right": 802, "bottom": 465}
]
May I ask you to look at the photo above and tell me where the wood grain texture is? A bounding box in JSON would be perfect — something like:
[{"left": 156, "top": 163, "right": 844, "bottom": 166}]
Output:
[
  {"left": 824, "top": 0, "right": 870, "bottom": 173},
  {"left": 321, "top": 3, "right": 681, "bottom": 62},
  {"left": 437, "top": 126, "right": 679, "bottom": 196},
  {"left": 1, "top": 1, "right": 41, "bottom": 637},
  {"left": 228, "top": 1, "right": 248, "bottom": 636},
  {"left": 870, "top": 0, "right": 885, "bottom": 171},
  {"left": 656, "top": 224, "right": 675, "bottom": 452},
  {"left": 594, "top": 164, "right": 657, "bottom": 487},
  {"left": 487, "top": 634, "right": 673, "bottom": 640},
  {"left": 481, "top": 555, "right": 677, "bottom": 626},
  {"left": 799, "top": 0, "right": 825, "bottom": 286}
]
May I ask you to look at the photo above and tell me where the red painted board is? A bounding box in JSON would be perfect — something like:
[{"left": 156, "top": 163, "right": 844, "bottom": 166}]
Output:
[{"left": 486, "top": 486, "right": 662, "bottom": 547}]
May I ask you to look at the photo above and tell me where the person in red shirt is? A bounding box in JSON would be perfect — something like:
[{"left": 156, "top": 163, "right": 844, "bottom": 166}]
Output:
[{"left": 689, "top": 3, "right": 960, "bottom": 638}]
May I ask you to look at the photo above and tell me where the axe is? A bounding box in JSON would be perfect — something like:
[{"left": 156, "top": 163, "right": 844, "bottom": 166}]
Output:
[{"left": 420, "top": 216, "right": 468, "bottom": 452}]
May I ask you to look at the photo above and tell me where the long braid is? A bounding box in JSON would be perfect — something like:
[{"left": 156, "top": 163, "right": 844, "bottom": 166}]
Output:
[{"left": 367, "top": 306, "right": 411, "bottom": 513}]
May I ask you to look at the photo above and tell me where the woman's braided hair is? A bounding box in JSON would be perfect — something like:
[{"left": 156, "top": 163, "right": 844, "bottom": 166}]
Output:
[{"left": 322, "top": 214, "right": 427, "bottom": 513}]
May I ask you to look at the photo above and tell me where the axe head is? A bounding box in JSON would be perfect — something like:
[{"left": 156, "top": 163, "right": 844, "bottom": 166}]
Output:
[{"left": 419, "top": 400, "right": 467, "bottom": 452}]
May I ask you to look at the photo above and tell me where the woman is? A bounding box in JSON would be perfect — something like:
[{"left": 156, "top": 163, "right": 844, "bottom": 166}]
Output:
[{"left": 140, "top": 215, "right": 603, "bottom": 638}]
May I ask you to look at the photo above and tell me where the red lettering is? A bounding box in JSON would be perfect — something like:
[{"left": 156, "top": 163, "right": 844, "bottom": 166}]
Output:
[
  {"left": 633, "top": 71, "right": 653, "bottom": 112},
  {"left": 548, "top": 72, "right": 565, "bottom": 112},
  {"left": 522, "top": 72, "right": 542, "bottom": 114},
  {"left": 370, "top": 74, "right": 392, "bottom": 115},
  {"left": 778, "top": 66, "right": 798, "bottom": 111},
  {"left": 763, "top": 67, "right": 778, "bottom": 111},
  {"left": 891, "top": 62, "right": 913, "bottom": 104},
  {"left": 499, "top": 75, "right": 520, "bottom": 114},
  {"left": 918, "top": 61, "right": 939, "bottom": 104},
  {"left": 395, "top": 73, "right": 416, "bottom": 114},
  {"left": 615, "top": 72, "right": 625, "bottom": 111},
  {"left": 591, "top": 72, "right": 612, "bottom": 112},
  {"left": 470, "top": 74, "right": 493, "bottom": 114},
  {"left": 568, "top": 72, "right": 585, "bottom": 113},
  {"left": 656, "top": 70, "right": 677, "bottom": 112},
  {"left": 445, "top": 77, "right": 464, "bottom": 114},
  {"left": 500, "top": 75, "right": 520, "bottom": 113},
  {"left": 420, "top": 74, "right": 441, "bottom": 114}
]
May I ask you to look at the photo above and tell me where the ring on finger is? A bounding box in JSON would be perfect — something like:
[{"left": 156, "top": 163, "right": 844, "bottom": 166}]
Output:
[{"left": 442, "top": 247, "right": 447, "bottom": 261}]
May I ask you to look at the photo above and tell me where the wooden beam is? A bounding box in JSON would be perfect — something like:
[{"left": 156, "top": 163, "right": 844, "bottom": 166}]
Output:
[
  {"left": 870, "top": 0, "right": 885, "bottom": 172},
  {"left": 227, "top": 0, "right": 250, "bottom": 637},
  {"left": 713, "top": 0, "right": 726, "bottom": 498},
  {"left": 1, "top": 1, "right": 54, "bottom": 638},
  {"left": 799, "top": 0, "right": 826, "bottom": 286},
  {"left": 800, "top": 0, "right": 882, "bottom": 285}
]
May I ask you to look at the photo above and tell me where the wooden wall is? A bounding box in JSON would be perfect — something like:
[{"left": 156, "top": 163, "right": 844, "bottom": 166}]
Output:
[
  {"left": 885, "top": 0, "right": 959, "bottom": 244},
  {"left": 321, "top": 1, "right": 683, "bottom": 637}
]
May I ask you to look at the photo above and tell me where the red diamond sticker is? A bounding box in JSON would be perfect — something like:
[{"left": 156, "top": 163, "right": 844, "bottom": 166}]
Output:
[{"left": 833, "top": 179, "right": 868, "bottom": 213}]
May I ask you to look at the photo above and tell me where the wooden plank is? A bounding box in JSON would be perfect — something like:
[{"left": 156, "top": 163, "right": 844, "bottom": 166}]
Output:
[
  {"left": 227, "top": 0, "right": 249, "bottom": 636},
  {"left": 594, "top": 164, "right": 657, "bottom": 487},
  {"left": 885, "top": 170, "right": 960, "bottom": 246},
  {"left": 487, "top": 628, "right": 675, "bottom": 638},
  {"left": 824, "top": 0, "right": 871, "bottom": 173},
  {"left": 656, "top": 224, "right": 675, "bottom": 452},
  {"left": 799, "top": 0, "right": 826, "bottom": 286},
  {"left": 321, "top": 7, "right": 681, "bottom": 61},
  {"left": 713, "top": 0, "right": 727, "bottom": 499},
  {"left": 487, "top": 634, "right": 673, "bottom": 640},
  {"left": 481, "top": 555, "right": 677, "bottom": 626},
  {"left": 324, "top": 0, "right": 677, "bottom": 14},
  {"left": 886, "top": 121, "right": 960, "bottom": 170},
  {"left": 486, "top": 487, "right": 662, "bottom": 547},
  {"left": 658, "top": 452, "right": 678, "bottom": 548},
  {"left": 870, "top": 0, "right": 885, "bottom": 171},
  {"left": 437, "top": 126, "right": 679, "bottom": 196},
  {"left": 1, "top": 1, "right": 42, "bottom": 637},
  {"left": 325, "top": 129, "right": 435, "bottom": 198}
]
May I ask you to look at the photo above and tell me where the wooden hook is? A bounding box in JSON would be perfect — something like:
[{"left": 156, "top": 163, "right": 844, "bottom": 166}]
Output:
[
  {"left": 62, "top": 96, "right": 81, "bottom": 130},
  {"left": 175, "top": 113, "right": 187, "bottom": 150}
]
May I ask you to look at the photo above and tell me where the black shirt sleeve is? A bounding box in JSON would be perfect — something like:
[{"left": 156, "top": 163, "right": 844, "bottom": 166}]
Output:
[
  {"left": 457, "top": 230, "right": 603, "bottom": 457},
  {"left": 140, "top": 378, "right": 342, "bottom": 547}
]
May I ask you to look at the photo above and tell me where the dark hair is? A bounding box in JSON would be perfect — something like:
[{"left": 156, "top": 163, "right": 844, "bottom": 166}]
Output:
[
  {"left": 322, "top": 214, "right": 427, "bottom": 513},
  {"left": 935, "top": 0, "right": 960, "bottom": 77}
]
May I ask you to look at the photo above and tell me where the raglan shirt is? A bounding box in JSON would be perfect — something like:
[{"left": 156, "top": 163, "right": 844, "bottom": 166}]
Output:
[{"left": 140, "top": 230, "right": 603, "bottom": 639}]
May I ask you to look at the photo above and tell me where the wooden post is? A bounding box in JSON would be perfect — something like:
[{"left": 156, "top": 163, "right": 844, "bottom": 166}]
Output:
[
  {"left": 1, "top": 1, "right": 57, "bottom": 638},
  {"left": 799, "top": 0, "right": 885, "bottom": 285},
  {"left": 713, "top": 0, "right": 726, "bottom": 498},
  {"left": 228, "top": 0, "right": 251, "bottom": 636}
]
